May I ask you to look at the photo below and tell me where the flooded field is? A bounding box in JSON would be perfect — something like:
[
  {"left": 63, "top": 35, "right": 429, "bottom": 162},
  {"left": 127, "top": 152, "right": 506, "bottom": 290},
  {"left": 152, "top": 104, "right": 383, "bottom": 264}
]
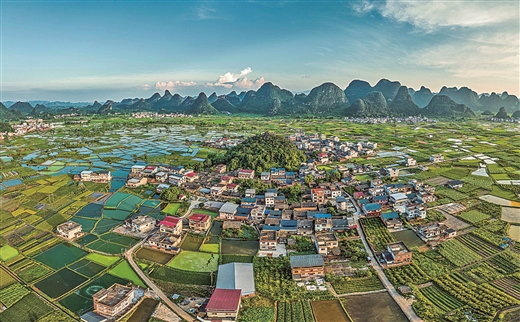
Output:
[
  {"left": 344, "top": 293, "right": 407, "bottom": 322},
  {"left": 311, "top": 300, "right": 350, "bottom": 322}
]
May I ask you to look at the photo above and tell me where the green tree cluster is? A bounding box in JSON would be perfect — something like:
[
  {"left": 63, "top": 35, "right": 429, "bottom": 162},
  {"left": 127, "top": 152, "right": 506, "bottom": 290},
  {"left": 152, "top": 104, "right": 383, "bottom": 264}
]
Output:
[{"left": 211, "top": 132, "right": 306, "bottom": 173}]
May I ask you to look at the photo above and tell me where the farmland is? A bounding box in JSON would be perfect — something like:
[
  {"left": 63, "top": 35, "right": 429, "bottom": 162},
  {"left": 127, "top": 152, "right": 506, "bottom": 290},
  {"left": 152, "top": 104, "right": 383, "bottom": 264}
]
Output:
[
  {"left": 438, "top": 239, "right": 482, "bottom": 267},
  {"left": 276, "top": 300, "right": 315, "bottom": 322},
  {"left": 1, "top": 116, "right": 520, "bottom": 321},
  {"left": 359, "top": 217, "right": 395, "bottom": 252}
]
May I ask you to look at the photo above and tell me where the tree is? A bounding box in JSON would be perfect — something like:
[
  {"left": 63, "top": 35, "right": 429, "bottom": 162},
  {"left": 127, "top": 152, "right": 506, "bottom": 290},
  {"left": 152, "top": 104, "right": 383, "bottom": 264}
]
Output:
[
  {"left": 160, "top": 186, "right": 183, "bottom": 202},
  {"left": 304, "top": 174, "right": 314, "bottom": 186}
]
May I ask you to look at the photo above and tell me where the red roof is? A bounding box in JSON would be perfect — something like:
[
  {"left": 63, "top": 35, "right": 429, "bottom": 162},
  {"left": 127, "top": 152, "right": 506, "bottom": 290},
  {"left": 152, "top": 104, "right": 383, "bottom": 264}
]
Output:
[
  {"left": 186, "top": 172, "right": 197, "bottom": 177},
  {"left": 189, "top": 213, "right": 210, "bottom": 222},
  {"left": 160, "top": 216, "right": 180, "bottom": 227},
  {"left": 160, "top": 220, "right": 178, "bottom": 227},
  {"left": 206, "top": 289, "right": 241, "bottom": 312},
  {"left": 221, "top": 176, "right": 231, "bottom": 181},
  {"left": 145, "top": 166, "right": 158, "bottom": 170},
  {"left": 227, "top": 183, "right": 238, "bottom": 189},
  {"left": 239, "top": 169, "right": 253, "bottom": 173}
]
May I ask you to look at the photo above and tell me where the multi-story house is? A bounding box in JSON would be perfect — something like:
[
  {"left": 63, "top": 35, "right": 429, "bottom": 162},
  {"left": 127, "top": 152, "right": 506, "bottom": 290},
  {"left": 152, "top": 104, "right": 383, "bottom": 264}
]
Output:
[
  {"left": 311, "top": 188, "right": 326, "bottom": 204},
  {"left": 259, "top": 230, "right": 277, "bottom": 250},
  {"left": 188, "top": 213, "right": 211, "bottom": 232},
  {"left": 131, "top": 216, "right": 156, "bottom": 233},
  {"left": 159, "top": 216, "right": 182, "bottom": 235},
  {"left": 314, "top": 214, "right": 332, "bottom": 232},
  {"left": 93, "top": 284, "right": 135, "bottom": 318},
  {"left": 56, "top": 221, "right": 84, "bottom": 240},
  {"left": 237, "top": 169, "right": 255, "bottom": 179},
  {"left": 290, "top": 254, "right": 325, "bottom": 280},
  {"left": 315, "top": 233, "right": 340, "bottom": 257},
  {"left": 430, "top": 154, "right": 444, "bottom": 163},
  {"left": 382, "top": 242, "right": 412, "bottom": 266}
]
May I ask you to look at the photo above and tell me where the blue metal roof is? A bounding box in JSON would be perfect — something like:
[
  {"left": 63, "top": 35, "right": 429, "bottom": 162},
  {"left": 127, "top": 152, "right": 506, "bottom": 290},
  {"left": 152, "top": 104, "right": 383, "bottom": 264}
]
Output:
[{"left": 363, "top": 203, "right": 381, "bottom": 211}]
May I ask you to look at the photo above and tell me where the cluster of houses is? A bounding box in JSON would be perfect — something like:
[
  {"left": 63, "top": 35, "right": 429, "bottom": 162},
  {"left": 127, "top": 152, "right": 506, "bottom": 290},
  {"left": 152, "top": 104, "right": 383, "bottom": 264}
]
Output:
[
  {"left": 0, "top": 119, "right": 52, "bottom": 140},
  {"left": 353, "top": 178, "right": 435, "bottom": 222},
  {"left": 343, "top": 116, "right": 437, "bottom": 124},
  {"left": 130, "top": 112, "right": 193, "bottom": 119},
  {"left": 75, "top": 170, "right": 112, "bottom": 183},
  {"left": 288, "top": 132, "right": 378, "bottom": 163}
]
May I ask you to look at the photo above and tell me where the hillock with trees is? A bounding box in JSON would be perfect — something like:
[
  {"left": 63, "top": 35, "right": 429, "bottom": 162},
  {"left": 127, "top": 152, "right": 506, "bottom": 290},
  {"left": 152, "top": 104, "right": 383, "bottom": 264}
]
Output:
[{"left": 212, "top": 132, "right": 306, "bottom": 172}]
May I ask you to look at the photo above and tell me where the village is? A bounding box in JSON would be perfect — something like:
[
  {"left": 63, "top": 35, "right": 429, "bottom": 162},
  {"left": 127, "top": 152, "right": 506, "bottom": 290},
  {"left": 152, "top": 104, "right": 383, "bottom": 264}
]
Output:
[
  {"left": 1, "top": 117, "right": 520, "bottom": 322},
  {"left": 53, "top": 131, "right": 479, "bottom": 322}
]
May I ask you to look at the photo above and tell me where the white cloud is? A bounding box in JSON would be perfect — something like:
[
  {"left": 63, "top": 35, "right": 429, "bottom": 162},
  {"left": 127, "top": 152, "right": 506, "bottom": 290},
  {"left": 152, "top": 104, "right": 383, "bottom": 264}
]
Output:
[
  {"left": 155, "top": 81, "right": 197, "bottom": 91},
  {"left": 141, "top": 84, "right": 150, "bottom": 90},
  {"left": 197, "top": 5, "right": 217, "bottom": 20},
  {"left": 353, "top": 0, "right": 518, "bottom": 31},
  {"left": 206, "top": 67, "right": 265, "bottom": 89}
]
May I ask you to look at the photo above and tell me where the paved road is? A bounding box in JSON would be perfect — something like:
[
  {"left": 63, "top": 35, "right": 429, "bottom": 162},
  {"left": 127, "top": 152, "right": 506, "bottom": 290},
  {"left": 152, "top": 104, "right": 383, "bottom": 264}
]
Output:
[
  {"left": 125, "top": 242, "right": 195, "bottom": 322},
  {"left": 180, "top": 199, "right": 201, "bottom": 219},
  {"left": 346, "top": 193, "right": 424, "bottom": 322}
]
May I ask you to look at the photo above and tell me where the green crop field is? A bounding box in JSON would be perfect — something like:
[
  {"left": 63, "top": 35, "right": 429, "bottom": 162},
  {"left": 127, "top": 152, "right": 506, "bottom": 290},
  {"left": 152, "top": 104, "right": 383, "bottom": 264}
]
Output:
[
  {"left": 108, "top": 260, "right": 145, "bottom": 287},
  {"left": 69, "top": 259, "right": 106, "bottom": 277},
  {"left": 85, "top": 253, "right": 120, "bottom": 266},
  {"left": 35, "top": 268, "right": 88, "bottom": 298},
  {"left": 0, "top": 245, "right": 19, "bottom": 261},
  {"left": 167, "top": 251, "right": 219, "bottom": 272},
  {"left": 0, "top": 293, "right": 54, "bottom": 322},
  {"left": 33, "top": 243, "right": 88, "bottom": 270},
  {"left": 135, "top": 247, "right": 174, "bottom": 264},
  {"left": 162, "top": 203, "right": 181, "bottom": 215}
]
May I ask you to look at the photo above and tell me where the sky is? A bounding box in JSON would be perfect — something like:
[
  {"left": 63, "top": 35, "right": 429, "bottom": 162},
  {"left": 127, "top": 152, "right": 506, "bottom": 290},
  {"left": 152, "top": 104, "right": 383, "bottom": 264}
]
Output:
[{"left": 1, "top": 0, "right": 519, "bottom": 102}]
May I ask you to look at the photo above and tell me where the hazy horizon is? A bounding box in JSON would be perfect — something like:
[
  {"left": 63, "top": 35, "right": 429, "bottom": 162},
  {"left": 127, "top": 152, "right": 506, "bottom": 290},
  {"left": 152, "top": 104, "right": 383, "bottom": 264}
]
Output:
[{"left": 2, "top": 0, "right": 519, "bottom": 102}]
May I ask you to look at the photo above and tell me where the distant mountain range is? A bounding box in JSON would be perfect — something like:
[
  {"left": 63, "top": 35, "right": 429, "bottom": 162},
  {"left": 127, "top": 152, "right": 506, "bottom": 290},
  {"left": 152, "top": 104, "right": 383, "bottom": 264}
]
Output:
[{"left": 2, "top": 78, "right": 519, "bottom": 120}]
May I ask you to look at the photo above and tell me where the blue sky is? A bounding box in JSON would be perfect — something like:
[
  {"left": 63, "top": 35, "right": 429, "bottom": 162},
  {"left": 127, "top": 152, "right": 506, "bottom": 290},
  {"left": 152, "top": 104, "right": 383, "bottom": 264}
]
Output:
[{"left": 1, "top": 0, "right": 518, "bottom": 101}]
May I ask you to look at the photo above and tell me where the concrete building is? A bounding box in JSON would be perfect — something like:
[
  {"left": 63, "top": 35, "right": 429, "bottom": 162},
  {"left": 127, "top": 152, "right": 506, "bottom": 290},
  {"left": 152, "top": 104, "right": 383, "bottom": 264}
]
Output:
[
  {"left": 79, "top": 170, "right": 112, "bottom": 183},
  {"left": 159, "top": 216, "right": 182, "bottom": 235},
  {"left": 206, "top": 288, "right": 242, "bottom": 320},
  {"left": 146, "top": 232, "right": 180, "bottom": 253},
  {"left": 56, "top": 221, "right": 84, "bottom": 240},
  {"left": 219, "top": 202, "right": 239, "bottom": 220},
  {"left": 93, "top": 284, "right": 135, "bottom": 318},
  {"left": 188, "top": 213, "right": 211, "bottom": 232},
  {"left": 130, "top": 216, "right": 156, "bottom": 233},
  {"left": 382, "top": 242, "right": 412, "bottom": 265},
  {"left": 290, "top": 254, "right": 325, "bottom": 280}
]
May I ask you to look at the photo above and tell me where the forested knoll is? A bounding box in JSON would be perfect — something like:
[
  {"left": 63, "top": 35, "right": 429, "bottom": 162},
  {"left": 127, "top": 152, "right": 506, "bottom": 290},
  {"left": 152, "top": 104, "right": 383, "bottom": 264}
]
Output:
[{"left": 212, "top": 132, "right": 306, "bottom": 172}]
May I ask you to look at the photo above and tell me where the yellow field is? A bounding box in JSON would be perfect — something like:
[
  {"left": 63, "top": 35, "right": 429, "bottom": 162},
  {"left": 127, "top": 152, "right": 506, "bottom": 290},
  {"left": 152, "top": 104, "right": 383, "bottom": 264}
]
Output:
[
  {"left": 36, "top": 179, "right": 48, "bottom": 185},
  {"left": 12, "top": 208, "right": 27, "bottom": 217},
  {"left": 509, "top": 225, "right": 520, "bottom": 242},
  {"left": 22, "top": 186, "right": 42, "bottom": 196},
  {"left": 38, "top": 185, "right": 60, "bottom": 194}
]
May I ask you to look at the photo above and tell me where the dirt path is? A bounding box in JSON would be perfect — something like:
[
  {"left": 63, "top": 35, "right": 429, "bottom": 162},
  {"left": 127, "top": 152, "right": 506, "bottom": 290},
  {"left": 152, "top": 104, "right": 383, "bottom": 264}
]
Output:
[
  {"left": 125, "top": 242, "right": 195, "bottom": 322},
  {"left": 346, "top": 193, "right": 424, "bottom": 322}
]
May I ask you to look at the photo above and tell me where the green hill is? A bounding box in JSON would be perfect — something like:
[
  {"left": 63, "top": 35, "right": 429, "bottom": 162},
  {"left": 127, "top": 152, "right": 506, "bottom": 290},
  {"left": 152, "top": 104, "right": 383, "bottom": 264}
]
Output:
[
  {"left": 388, "top": 86, "right": 421, "bottom": 116},
  {"left": 423, "top": 95, "right": 476, "bottom": 118},
  {"left": 186, "top": 93, "right": 219, "bottom": 115}
]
